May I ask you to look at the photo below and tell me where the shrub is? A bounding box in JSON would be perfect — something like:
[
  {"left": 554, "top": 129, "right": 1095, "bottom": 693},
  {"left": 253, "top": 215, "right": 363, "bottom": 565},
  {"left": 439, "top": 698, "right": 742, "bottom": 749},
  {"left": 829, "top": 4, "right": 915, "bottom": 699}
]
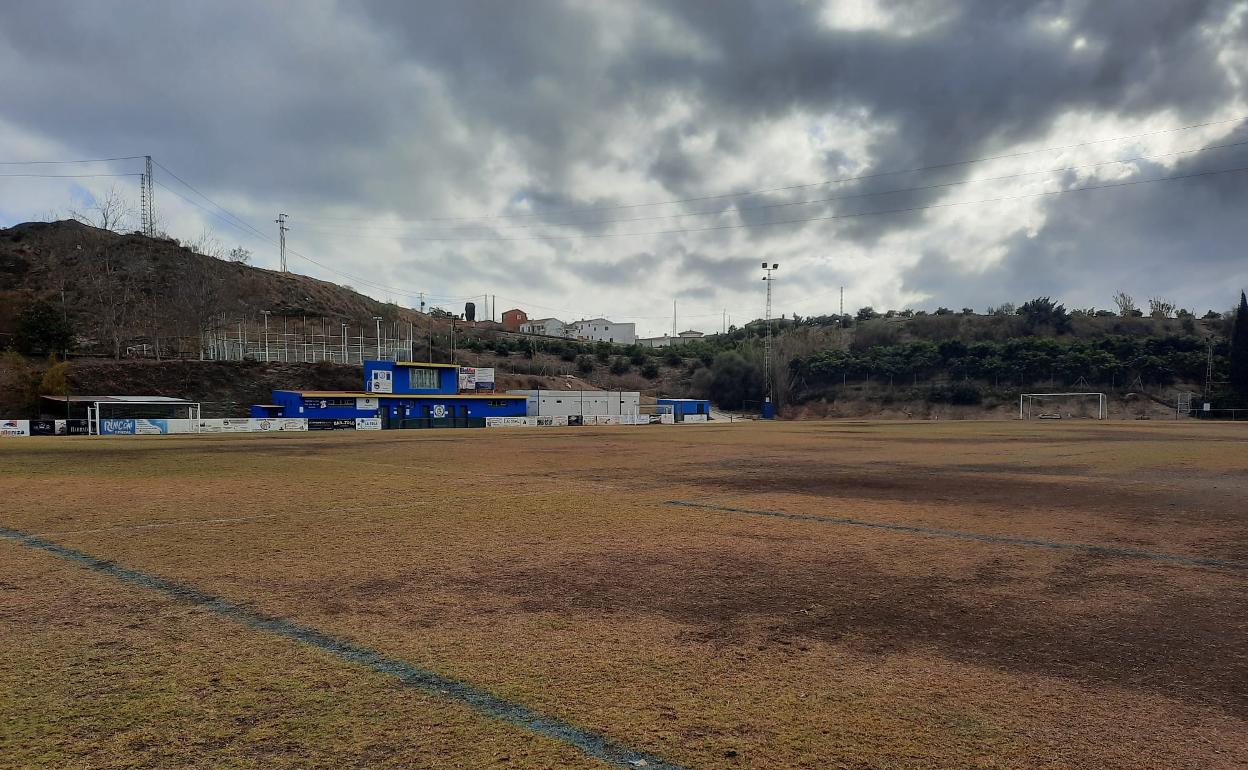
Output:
[
  {"left": 576, "top": 355, "right": 595, "bottom": 374},
  {"left": 641, "top": 362, "right": 660, "bottom": 379},
  {"left": 609, "top": 356, "right": 630, "bottom": 375}
]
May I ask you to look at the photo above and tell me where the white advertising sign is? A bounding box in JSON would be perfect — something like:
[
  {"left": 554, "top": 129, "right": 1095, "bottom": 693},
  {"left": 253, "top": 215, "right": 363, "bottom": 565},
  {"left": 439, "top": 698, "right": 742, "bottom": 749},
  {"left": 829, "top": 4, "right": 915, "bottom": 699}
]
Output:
[
  {"left": 356, "top": 397, "right": 380, "bottom": 411},
  {"left": 355, "top": 417, "right": 382, "bottom": 430},
  {"left": 485, "top": 416, "right": 528, "bottom": 427},
  {"left": 458, "top": 367, "right": 477, "bottom": 390},
  {"left": 0, "top": 419, "right": 30, "bottom": 437},
  {"left": 219, "top": 418, "right": 253, "bottom": 433},
  {"left": 683, "top": 414, "right": 708, "bottom": 423},
  {"left": 369, "top": 369, "right": 393, "bottom": 394},
  {"left": 659, "top": 414, "right": 676, "bottom": 424},
  {"left": 194, "top": 419, "right": 225, "bottom": 433},
  {"left": 250, "top": 418, "right": 308, "bottom": 432},
  {"left": 473, "top": 367, "right": 495, "bottom": 389}
]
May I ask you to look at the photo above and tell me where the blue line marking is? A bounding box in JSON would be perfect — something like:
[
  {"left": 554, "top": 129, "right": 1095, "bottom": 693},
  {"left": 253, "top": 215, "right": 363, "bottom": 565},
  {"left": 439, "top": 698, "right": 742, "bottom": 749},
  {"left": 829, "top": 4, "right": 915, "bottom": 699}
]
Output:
[
  {"left": 666, "top": 500, "right": 1247, "bottom": 572},
  {"left": 0, "top": 526, "right": 688, "bottom": 770}
]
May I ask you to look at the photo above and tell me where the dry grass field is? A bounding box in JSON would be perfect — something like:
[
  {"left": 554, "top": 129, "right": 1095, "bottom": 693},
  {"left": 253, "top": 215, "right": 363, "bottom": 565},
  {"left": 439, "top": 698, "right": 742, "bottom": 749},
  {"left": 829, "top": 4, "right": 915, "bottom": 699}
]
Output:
[{"left": 1, "top": 420, "right": 1246, "bottom": 769}]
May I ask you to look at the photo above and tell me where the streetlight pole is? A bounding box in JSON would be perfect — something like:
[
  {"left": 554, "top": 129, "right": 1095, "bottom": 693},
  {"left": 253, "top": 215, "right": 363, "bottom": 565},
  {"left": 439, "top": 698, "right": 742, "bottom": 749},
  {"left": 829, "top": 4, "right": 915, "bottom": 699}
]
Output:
[
  {"left": 341, "top": 323, "right": 348, "bottom": 364},
  {"left": 761, "top": 262, "right": 779, "bottom": 418},
  {"left": 261, "top": 310, "right": 271, "bottom": 362},
  {"left": 373, "top": 316, "right": 383, "bottom": 361}
]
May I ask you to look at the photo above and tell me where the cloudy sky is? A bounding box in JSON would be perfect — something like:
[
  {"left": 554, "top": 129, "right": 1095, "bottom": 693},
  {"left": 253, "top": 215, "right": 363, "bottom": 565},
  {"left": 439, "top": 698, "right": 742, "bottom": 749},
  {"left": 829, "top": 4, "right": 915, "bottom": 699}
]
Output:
[{"left": 2, "top": 0, "right": 1246, "bottom": 335}]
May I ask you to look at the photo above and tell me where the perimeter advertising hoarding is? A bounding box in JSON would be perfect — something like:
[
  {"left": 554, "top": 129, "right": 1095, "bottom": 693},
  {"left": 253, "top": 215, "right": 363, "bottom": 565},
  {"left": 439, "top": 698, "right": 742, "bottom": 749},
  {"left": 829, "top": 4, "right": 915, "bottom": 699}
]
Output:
[
  {"left": 251, "top": 418, "right": 308, "bottom": 432},
  {"left": 485, "top": 416, "right": 527, "bottom": 427},
  {"left": 29, "top": 420, "right": 55, "bottom": 436},
  {"left": 355, "top": 417, "right": 382, "bottom": 430},
  {"left": 0, "top": 420, "right": 30, "bottom": 437}
]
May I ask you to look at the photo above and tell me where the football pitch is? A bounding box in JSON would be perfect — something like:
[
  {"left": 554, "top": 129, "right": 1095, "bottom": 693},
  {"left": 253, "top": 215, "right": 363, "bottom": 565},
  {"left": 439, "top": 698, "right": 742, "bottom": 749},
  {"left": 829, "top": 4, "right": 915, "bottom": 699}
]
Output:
[{"left": 1, "top": 421, "right": 1245, "bottom": 769}]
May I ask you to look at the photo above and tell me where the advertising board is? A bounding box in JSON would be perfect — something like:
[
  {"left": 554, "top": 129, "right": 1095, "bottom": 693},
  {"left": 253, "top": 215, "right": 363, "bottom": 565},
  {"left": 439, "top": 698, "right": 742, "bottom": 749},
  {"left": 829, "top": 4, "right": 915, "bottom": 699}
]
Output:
[
  {"left": 134, "top": 419, "right": 170, "bottom": 434},
  {"left": 58, "top": 419, "right": 90, "bottom": 435},
  {"left": 683, "top": 414, "right": 708, "bottom": 423},
  {"left": 485, "top": 416, "right": 528, "bottom": 427},
  {"left": 356, "top": 397, "right": 380, "bottom": 411},
  {"left": 0, "top": 419, "right": 30, "bottom": 437},
  {"left": 459, "top": 367, "right": 496, "bottom": 390},
  {"left": 193, "top": 419, "right": 225, "bottom": 433},
  {"left": 99, "top": 418, "right": 136, "bottom": 435},
  {"left": 355, "top": 417, "right": 382, "bottom": 430},
  {"left": 250, "top": 418, "right": 308, "bottom": 432},
  {"left": 369, "top": 369, "right": 393, "bottom": 393},
  {"left": 29, "top": 420, "right": 55, "bottom": 436}
]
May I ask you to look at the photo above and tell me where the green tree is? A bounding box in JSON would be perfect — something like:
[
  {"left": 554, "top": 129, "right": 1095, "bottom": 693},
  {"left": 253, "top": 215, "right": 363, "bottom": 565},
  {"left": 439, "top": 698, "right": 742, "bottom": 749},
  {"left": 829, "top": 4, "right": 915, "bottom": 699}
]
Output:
[
  {"left": 15, "top": 300, "right": 74, "bottom": 354},
  {"left": 1017, "top": 297, "right": 1071, "bottom": 333},
  {"left": 1231, "top": 292, "right": 1248, "bottom": 397},
  {"left": 609, "top": 356, "right": 630, "bottom": 375},
  {"left": 704, "top": 351, "right": 763, "bottom": 410}
]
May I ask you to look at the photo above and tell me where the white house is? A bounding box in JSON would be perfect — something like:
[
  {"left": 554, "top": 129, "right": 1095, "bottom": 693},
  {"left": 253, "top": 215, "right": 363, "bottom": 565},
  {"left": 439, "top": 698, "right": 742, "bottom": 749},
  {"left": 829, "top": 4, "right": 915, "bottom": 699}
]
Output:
[
  {"left": 520, "top": 318, "right": 566, "bottom": 337},
  {"left": 567, "top": 318, "right": 636, "bottom": 345},
  {"left": 637, "top": 330, "right": 706, "bottom": 348}
]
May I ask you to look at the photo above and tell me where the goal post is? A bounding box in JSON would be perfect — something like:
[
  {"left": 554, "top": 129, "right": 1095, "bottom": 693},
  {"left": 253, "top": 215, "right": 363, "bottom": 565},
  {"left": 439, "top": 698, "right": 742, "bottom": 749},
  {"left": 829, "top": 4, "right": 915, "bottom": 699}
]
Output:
[{"left": 1019, "top": 392, "right": 1107, "bottom": 420}]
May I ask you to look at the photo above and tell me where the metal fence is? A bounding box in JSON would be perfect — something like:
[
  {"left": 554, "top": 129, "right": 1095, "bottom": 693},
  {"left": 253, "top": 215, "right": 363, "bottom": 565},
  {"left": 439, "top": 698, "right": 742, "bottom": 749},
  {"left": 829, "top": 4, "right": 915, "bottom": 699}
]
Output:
[{"left": 201, "top": 327, "right": 418, "bottom": 364}]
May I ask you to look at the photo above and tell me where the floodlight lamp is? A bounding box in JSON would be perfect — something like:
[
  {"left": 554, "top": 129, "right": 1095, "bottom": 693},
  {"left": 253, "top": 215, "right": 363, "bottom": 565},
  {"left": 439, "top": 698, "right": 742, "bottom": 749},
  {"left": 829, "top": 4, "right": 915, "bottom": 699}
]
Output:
[
  {"left": 761, "top": 261, "right": 768, "bottom": 268},
  {"left": 772, "top": 263, "right": 779, "bottom": 269}
]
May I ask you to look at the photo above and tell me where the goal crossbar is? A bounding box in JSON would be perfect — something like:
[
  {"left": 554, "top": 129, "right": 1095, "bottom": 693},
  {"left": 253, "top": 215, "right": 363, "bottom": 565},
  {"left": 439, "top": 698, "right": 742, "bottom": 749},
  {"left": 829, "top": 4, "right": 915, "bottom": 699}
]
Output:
[{"left": 1019, "top": 392, "right": 1106, "bottom": 420}]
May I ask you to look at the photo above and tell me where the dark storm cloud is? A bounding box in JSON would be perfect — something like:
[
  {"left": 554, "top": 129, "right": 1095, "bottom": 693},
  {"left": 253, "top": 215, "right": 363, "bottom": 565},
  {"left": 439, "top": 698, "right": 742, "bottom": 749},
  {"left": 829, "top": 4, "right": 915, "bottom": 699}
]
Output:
[{"left": 0, "top": 0, "right": 1245, "bottom": 314}]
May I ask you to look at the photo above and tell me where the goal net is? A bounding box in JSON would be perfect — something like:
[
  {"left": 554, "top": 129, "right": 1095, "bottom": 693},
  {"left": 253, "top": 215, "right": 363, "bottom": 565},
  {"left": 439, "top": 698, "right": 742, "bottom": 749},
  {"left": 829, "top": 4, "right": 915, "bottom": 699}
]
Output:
[{"left": 1019, "top": 392, "right": 1106, "bottom": 420}]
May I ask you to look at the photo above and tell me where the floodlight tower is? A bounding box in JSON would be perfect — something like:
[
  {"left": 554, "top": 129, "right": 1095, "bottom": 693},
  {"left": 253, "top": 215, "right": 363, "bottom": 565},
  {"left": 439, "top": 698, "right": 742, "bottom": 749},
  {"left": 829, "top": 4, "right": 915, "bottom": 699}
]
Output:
[{"left": 761, "top": 262, "right": 779, "bottom": 419}]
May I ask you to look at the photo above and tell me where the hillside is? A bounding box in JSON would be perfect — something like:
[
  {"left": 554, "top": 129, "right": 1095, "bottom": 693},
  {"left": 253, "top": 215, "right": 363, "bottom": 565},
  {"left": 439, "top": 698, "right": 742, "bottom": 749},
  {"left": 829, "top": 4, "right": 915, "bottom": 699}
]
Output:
[{"left": 0, "top": 220, "right": 433, "bottom": 357}]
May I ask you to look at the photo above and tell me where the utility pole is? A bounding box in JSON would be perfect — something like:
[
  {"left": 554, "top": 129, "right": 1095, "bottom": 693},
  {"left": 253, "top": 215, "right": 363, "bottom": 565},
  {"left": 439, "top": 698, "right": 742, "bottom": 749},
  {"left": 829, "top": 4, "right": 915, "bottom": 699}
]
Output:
[
  {"left": 761, "top": 262, "right": 779, "bottom": 418},
  {"left": 139, "top": 156, "right": 154, "bottom": 236},
  {"left": 672, "top": 299, "right": 677, "bottom": 339},
  {"left": 373, "top": 316, "right": 383, "bottom": 360},
  {"left": 840, "top": 286, "right": 844, "bottom": 319},
  {"left": 1203, "top": 338, "right": 1214, "bottom": 400},
  {"left": 419, "top": 292, "right": 426, "bottom": 314},
  {"left": 275, "top": 213, "right": 289, "bottom": 272},
  {"left": 261, "top": 310, "right": 271, "bottom": 362}
]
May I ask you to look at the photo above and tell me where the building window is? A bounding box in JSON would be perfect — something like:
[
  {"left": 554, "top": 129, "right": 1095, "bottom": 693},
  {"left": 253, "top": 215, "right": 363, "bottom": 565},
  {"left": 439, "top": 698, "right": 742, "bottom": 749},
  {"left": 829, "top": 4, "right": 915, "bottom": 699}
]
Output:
[{"left": 408, "top": 367, "right": 439, "bottom": 389}]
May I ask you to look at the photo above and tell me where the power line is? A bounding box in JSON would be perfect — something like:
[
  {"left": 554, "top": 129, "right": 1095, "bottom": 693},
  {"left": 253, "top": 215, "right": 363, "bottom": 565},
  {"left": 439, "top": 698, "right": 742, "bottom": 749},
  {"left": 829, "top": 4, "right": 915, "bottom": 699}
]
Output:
[
  {"left": 294, "top": 137, "right": 1248, "bottom": 234},
  {"left": 150, "top": 179, "right": 275, "bottom": 245},
  {"left": 328, "top": 161, "right": 1248, "bottom": 243},
  {"left": 150, "top": 159, "right": 271, "bottom": 242},
  {"left": 0, "top": 155, "right": 145, "bottom": 166},
  {"left": 305, "top": 112, "right": 1248, "bottom": 224},
  {"left": 0, "top": 172, "right": 143, "bottom": 179}
]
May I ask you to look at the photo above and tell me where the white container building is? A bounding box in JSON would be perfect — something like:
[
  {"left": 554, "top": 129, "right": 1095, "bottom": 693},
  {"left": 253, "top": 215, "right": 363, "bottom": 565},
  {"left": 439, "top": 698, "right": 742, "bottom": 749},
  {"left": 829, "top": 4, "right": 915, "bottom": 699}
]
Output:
[{"left": 509, "top": 390, "right": 640, "bottom": 418}]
